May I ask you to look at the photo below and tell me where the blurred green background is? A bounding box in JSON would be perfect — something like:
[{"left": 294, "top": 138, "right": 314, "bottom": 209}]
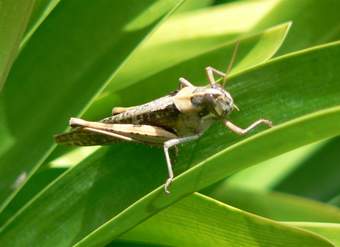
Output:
[{"left": 0, "top": 0, "right": 340, "bottom": 246}]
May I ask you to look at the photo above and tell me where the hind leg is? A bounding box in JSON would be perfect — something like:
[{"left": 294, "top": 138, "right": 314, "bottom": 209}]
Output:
[{"left": 112, "top": 106, "right": 136, "bottom": 115}]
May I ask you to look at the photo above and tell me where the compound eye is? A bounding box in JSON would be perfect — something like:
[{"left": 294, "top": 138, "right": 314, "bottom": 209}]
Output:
[
  {"left": 205, "top": 94, "right": 216, "bottom": 103},
  {"left": 212, "top": 92, "right": 223, "bottom": 99}
]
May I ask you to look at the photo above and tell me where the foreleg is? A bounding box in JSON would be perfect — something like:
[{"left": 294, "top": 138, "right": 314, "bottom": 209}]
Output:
[{"left": 224, "top": 119, "right": 272, "bottom": 135}]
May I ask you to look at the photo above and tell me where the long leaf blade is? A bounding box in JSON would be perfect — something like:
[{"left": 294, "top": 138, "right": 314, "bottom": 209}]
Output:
[
  {"left": 0, "top": 0, "right": 182, "bottom": 211},
  {"left": 1, "top": 41, "right": 340, "bottom": 247},
  {"left": 203, "top": 185, "right": 340, "bottom": 223},
  {"left": 76, "top": 42, "right": 340, "bottom": 246},
  {"left": 0, "top": 22, "right": 291, "bottom": 226},
  {"left": 0, "top": 0, "right": 35, "bottom": 90},
  {"left": 120, "top": 193, "right": 334, "bottom": 247}
]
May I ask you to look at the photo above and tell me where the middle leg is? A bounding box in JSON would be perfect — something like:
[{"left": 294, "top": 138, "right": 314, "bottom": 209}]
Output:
[{"left": 163, "top": 134, "right": 201, "bottom": 194}]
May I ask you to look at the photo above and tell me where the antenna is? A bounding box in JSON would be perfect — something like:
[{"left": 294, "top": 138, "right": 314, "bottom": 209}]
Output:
[{"left": 223, "top": 40, "right": 240, "bottom": 86}]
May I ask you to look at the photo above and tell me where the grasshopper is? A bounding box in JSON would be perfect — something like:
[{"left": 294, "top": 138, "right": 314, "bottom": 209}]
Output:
[{"left": 55, "top": 42, "right": 272, "bottom": 193}]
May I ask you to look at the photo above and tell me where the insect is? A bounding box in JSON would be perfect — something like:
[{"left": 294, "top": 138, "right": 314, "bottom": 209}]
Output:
[{"left": 55, "top": 42, "right": 272, "bottom": 194}]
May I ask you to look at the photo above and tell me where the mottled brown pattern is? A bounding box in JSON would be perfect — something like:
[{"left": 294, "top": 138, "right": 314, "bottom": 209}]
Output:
[
  {"left": 100, "top": 93, "right": 213, "bottom": 136},
  {"left": 54, "top": 128, "right": 120, "bottom": 146},
  {"left": 55, "top": 86, "right": 224, "bottom": 146}
]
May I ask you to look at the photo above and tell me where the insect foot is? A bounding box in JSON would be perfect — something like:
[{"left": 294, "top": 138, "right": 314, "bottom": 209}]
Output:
[
  {"left": 261, "top": 119, "right": 273, "bottom": 128},
  {"left": 164, "top": 177, "right": 173, "bottom": 194}
]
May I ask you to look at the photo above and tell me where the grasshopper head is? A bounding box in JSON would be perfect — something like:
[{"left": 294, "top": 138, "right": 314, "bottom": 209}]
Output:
[
  {"left": 208, "top": 84, "right": 235, "bottom": 117},
  {"left": 190, "top": 84, "right": 236, "bottom": 118},
  {"left": 174, "top": 83, "right": 238, "bottom": 117}
]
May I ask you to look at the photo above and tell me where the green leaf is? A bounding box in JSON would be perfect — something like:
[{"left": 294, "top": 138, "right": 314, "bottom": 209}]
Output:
[
  {"left": 215, "top": 140, "right": 326, "bottom": 192},
  {"left": 253, "top": 0, "right": 340, "bottom": 55},
  {"left": 0, "top": 0, "right": 35, "bottom": 91},
  {"left": 226, "top": 136, "right": 340, "bottom": 204},
  {"left": 0, "top": 144, "right": 168, "bottom": 246},
  {"left": 273, "top": 137, "right": 340, "bottom": 202},
  {"left": 85, "top": 1, "right": 287, "bottom": 120},
  {"left": 107, "top": 241, "right": 167, "bottom": 247},
  {"left": 88, "top": 23, "right": 290, "bottom": 121},
  {"left": 0, "top": 22, "right": 291, "bottom": 226},
  {"left": 0, "top": 145, "right": 99, "bottom": 226},
  {"left": 329, "top": 194, "right": 340, "bottom": 207},
  {"left": 174, "top": 0, "right": 213, "bottom": 13},
  {"left": 1, "top": 40, "right": 340, "bottom": 246},
  {"left": 40, "top": 0, "right": 287, "bottom": 167},
  {"left": 0, "top": 0, "right": 182, "bottom": 214},
  {"left": 76, "top": 42, "right": 340, "bottom": 246},
  {"left": 119, "top": 0, "right": 281, "bottom": 89},
  {"left": 289, "top": 222, "right": 340, "bottom": 246},
  {"left": 203, "top": 185, "right": 340, "bottom": 222},
  {"left": 0, "top": 166, "right": 65, "bottom": 225},
  {"left": 120, "top": 193, "right": 334, "bottom": 247},
  {"left": 22, "top": 0, "right": 61, "bottom": 46}
]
